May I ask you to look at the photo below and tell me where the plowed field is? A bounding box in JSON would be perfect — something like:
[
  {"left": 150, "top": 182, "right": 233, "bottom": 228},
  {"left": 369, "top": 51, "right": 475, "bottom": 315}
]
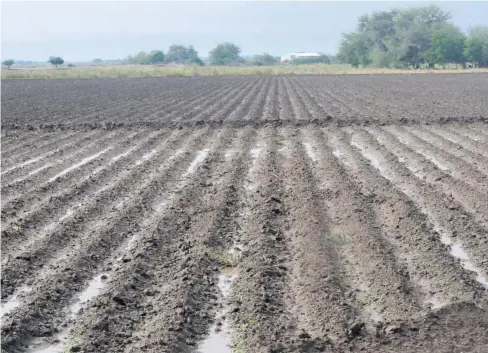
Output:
[{"left": 1, "top": 74, "right": 488, "bottom": 353}]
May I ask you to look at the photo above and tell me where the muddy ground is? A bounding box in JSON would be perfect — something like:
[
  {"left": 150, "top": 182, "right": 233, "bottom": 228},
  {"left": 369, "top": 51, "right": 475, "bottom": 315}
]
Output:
[{"left": 1, "top": 75, "right": 488, "bottom": 353}]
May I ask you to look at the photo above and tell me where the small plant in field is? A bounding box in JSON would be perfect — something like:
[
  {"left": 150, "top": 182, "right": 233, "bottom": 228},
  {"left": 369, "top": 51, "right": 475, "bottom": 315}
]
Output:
[
  {"left": 328, "top": 229, "right": 349, "bottom": 246},
  {"left": 230, "top": 338, "right": 246, "bottom": 353},
  {"left": 358, "top": 293, "right": 381, "bottom": 306},
  {"left": 207, "top": 250, "right": 236, "bottom": 267}
]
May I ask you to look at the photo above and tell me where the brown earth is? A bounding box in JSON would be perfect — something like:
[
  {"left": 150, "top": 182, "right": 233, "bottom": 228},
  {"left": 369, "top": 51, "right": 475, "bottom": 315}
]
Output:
[{"left": 1, "top": 75, "right": 488, "bottom": 353}]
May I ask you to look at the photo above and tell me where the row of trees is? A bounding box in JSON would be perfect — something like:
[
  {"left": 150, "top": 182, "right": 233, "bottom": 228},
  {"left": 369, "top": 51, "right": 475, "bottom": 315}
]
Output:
[
  {"left": 338, "top": 5, "right": 488, "bottom": 68},
  {"left": 125, "top": 43, "right": 244, "bottom": 66},
  {"left": 2, "top": 56, "right": 65, "bottom": 69},
  {"left": 126, "top": 45, "right": 204, "bottom": 65}
]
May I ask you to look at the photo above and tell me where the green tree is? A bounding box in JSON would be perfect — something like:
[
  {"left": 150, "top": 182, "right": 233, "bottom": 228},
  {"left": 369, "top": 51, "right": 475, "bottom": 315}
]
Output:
[
  {"left": 397, "top": 24, "right": 433, "bottom": 68},
  {"left": 165, "top": 45, "right": 203, "bottom": 65},
  {"left": 464, "top": 26, "right": 488, "bottom": 67},
  {"left": 2, "top": 59, "right": 15, "bottom": 69},
  {"left": 92, "top": 58, "right": 103, "bottom": 64},
  {"left": 209, "top": 42, "right": 241, "bottom": 65},
  {"left": 291, "top": 54, "right": 331, "bottom": 65},
  {"left": 128, "top": 52, "right": 150, "bottom": 65},
  {"left": 250, "top": 53, "right": 279, "bottom": 66},
  {"left": 48, "top": 56, "right": 64, "bottom": 68},
  {"left": 425, "top": 24, "right": 465, "bottom": 65},
  {"left": 337, "top": 5, "right": 454, "bottom": 68},
  {"left": 338, "top": 32, "right": 371, "bottom": 67},
  {"left": 148, "top": 50, "right": 165, "bottom": 64}
]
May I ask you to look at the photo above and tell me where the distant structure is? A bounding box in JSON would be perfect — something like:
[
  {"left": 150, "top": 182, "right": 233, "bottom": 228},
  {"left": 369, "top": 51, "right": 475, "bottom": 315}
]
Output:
[{"left": 280, "top": 52, "right": 322, "bottom": 62}]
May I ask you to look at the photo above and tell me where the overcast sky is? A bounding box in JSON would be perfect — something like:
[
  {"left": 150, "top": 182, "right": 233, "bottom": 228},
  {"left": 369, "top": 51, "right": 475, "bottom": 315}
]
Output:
[{"left": 2, "top": 1, "right": 488, "bottom": 62}]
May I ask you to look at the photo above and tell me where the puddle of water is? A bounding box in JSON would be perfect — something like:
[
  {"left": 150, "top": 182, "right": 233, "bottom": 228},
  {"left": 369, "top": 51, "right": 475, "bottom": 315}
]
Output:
[
  {"left": 350, "top": 139, "right": 382, "bottom": 171},
  {"left": 250, "top": 147, "right": 261, "bottom": 161},
  {"left": 198, "top": 327, "right": 233, "bottom": 353},
  {"left": 218, "top": 268, "right": 238, "bottom": 297},
  {"left": 199, "top": 266, "right": 238, "bottom": 353},
  {"left": 48, "top": 147, "right": 111, "bottom": 183},
  {"left": 27, "top": 147, "right": 210, "bottom": 351},
  {"left": 69, "top": 274, "right": 109, "bottom": 317},
  {"left": 29, "top": 274, "right": 109, "bottom": 353},
  {"left": 303, "top": 142, "right": 318, "bottom": 162},
  {"left": 441, "top": 236, "right": 488, "bottom": 289},
  {"left": 0, "top": 285, "right": 33, "bottom": 319},
  {"left": 244, "top": 147, "right": 263, "bottom": 191},
  {"left": 353, "top": 136, "right": 488, "bottom": 290},
  {"left": 183, "top": 149, "right": 209, "bottom": 178}
]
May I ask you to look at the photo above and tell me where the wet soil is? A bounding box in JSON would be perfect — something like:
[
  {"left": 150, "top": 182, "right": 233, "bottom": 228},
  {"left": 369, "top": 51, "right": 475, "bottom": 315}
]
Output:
[{"left": 1, "top": 75, "right": 488, "bottom": 353}]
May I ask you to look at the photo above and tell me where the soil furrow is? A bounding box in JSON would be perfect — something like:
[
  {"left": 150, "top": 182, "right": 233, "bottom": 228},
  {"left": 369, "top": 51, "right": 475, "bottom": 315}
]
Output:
[
  {"left": 283, "top": 76, "right": 311, "bottom": 120},
  {"left": 0, "top": 129, "right": 206, "bottom": 301},
  {"left": 262, "top": 76, "right": 279, "bottom": 120},
  {"left": 469, "top": 123, "right": 488, "bottom": 136},
  {"left": 406, "top": 125, "right": 488, "bottom": 177},
  {"left": 346, "top": 127, "right": 488, "bottom": 289},
  {"left": 1, "top": 130, "right": 124, "bottom": 189},
  {"left": 226, "top": 78, "right": 265, "bottom": 121},
  {"left": 2, "top": 74, "right": 488, "bottom": 353},
  {"left": 290, "top": 76, "right": 334, "bottom": 120},
  {"left": 47, "top": 127, "right": 251, "bottom": 352},
  {"left": 0, "top": 130, "right": 161, "bottom": 229},
  {"left": 0, "top": 129, "right": 216, "bottom": 351},
  {"left": 141, "top": 79, "right": 236, "bottom": 122},
  {"left": 191, "top": 78, "right": 258, "bottom": 121},
  {"left": 1, "top": 130, "right": 123, "bottom": 200},
  {"left": 293, "top": 127, "right": 425, "bottom": 337},
  {"left": 382, "top": 125, "right": 488, "bottom": 229},
  {"left": 448, "top": 124, "right": 488, "bottom": 144},
  {"left": 173, "top": 78, "right": 247, "bottom": 121},
  {"left": 66, "top": 79, "right": 213, "bottom": 125},
  {"left": 244, "top": 77, "right": 272, "bottom": 120},
  {"left": 429, "top": 125, "right": 488, "bottom": 158},
  {"left": 0, "top": 130, "right": 180, "bottom": 257},
  {"left": 277, "top": 76, "right": 294, "bottom": 120},
  {"left": 207, "top": 78, "right": 260, "bottom": 121},
  {"left": 388, "top": 125, "right": 488, "bottom": 192},
  {"left": 1, "top": 130, "right": 81, "bottom": 167},
  {"left": 229, "top": 126, "right": 300, "bottom": 353}
]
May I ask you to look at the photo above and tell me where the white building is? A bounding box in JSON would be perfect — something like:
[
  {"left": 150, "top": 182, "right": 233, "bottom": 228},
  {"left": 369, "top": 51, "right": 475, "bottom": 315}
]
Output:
[{"left": 280, "top": 52, "right": 322, "bottom": 62}]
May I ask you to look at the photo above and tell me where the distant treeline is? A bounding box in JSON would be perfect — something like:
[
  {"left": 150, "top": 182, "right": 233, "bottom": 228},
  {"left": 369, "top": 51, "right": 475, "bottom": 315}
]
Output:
[
  {"left": 4, "top": 5, "right": 487, "bottom": 70},
  {"left": 121, "top": 43, "right": 331, "bottom": 67},
  {"left": 337, "top": 5, "right": 488, "bottom": 68}
]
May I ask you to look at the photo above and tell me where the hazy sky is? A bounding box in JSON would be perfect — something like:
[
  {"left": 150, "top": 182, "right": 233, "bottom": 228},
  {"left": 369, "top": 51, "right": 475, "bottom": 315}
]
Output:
[{"left": 2, "top": 1, "right": 488, "bottom": 62}]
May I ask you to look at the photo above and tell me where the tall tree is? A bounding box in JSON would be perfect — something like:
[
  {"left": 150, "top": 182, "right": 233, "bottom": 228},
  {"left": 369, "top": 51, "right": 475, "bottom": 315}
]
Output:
[
  {"left": 48, "top": 56, "right": 64, "bottom": 68},
  {"left": 337, "top": 5, "right": 455, "bottom": 68},
  {"left": 148, "top": 50, "right": 165, "bottom": 64},
  {"left": 128, "top": 52, "right": 150, "bottom": 65},
  {"left": 2, "top": 59, "right": 15, "bottom": 69},
  {"left": 425, "top": 24, "right": 466, "bottom": 65},
  {"left": 464, "top": 26, "right": 488, "bottom": 67},
  {"left": 338, "top": 32, "right": 371, "bottom": 67},
  {"left": 165, "top": 45, "right": 203, "bottom": 65},
  {"left": 209, "top": 42, "right": 241, "bottom": 65},
  {"left": 250, "top": 53, "right": 279, "bottom": 66}
]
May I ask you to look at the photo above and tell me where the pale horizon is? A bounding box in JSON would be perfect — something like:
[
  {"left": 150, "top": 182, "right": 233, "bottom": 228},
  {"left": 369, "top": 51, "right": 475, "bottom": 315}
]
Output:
[{"left": 2, "top": 1, "right": 488, "bottom": 62}]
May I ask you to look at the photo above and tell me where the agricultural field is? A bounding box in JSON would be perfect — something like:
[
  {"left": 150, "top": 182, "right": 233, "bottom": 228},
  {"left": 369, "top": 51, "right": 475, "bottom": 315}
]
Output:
[{"left": 1, "top": 74, "right": 488, "bottom": 353}]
